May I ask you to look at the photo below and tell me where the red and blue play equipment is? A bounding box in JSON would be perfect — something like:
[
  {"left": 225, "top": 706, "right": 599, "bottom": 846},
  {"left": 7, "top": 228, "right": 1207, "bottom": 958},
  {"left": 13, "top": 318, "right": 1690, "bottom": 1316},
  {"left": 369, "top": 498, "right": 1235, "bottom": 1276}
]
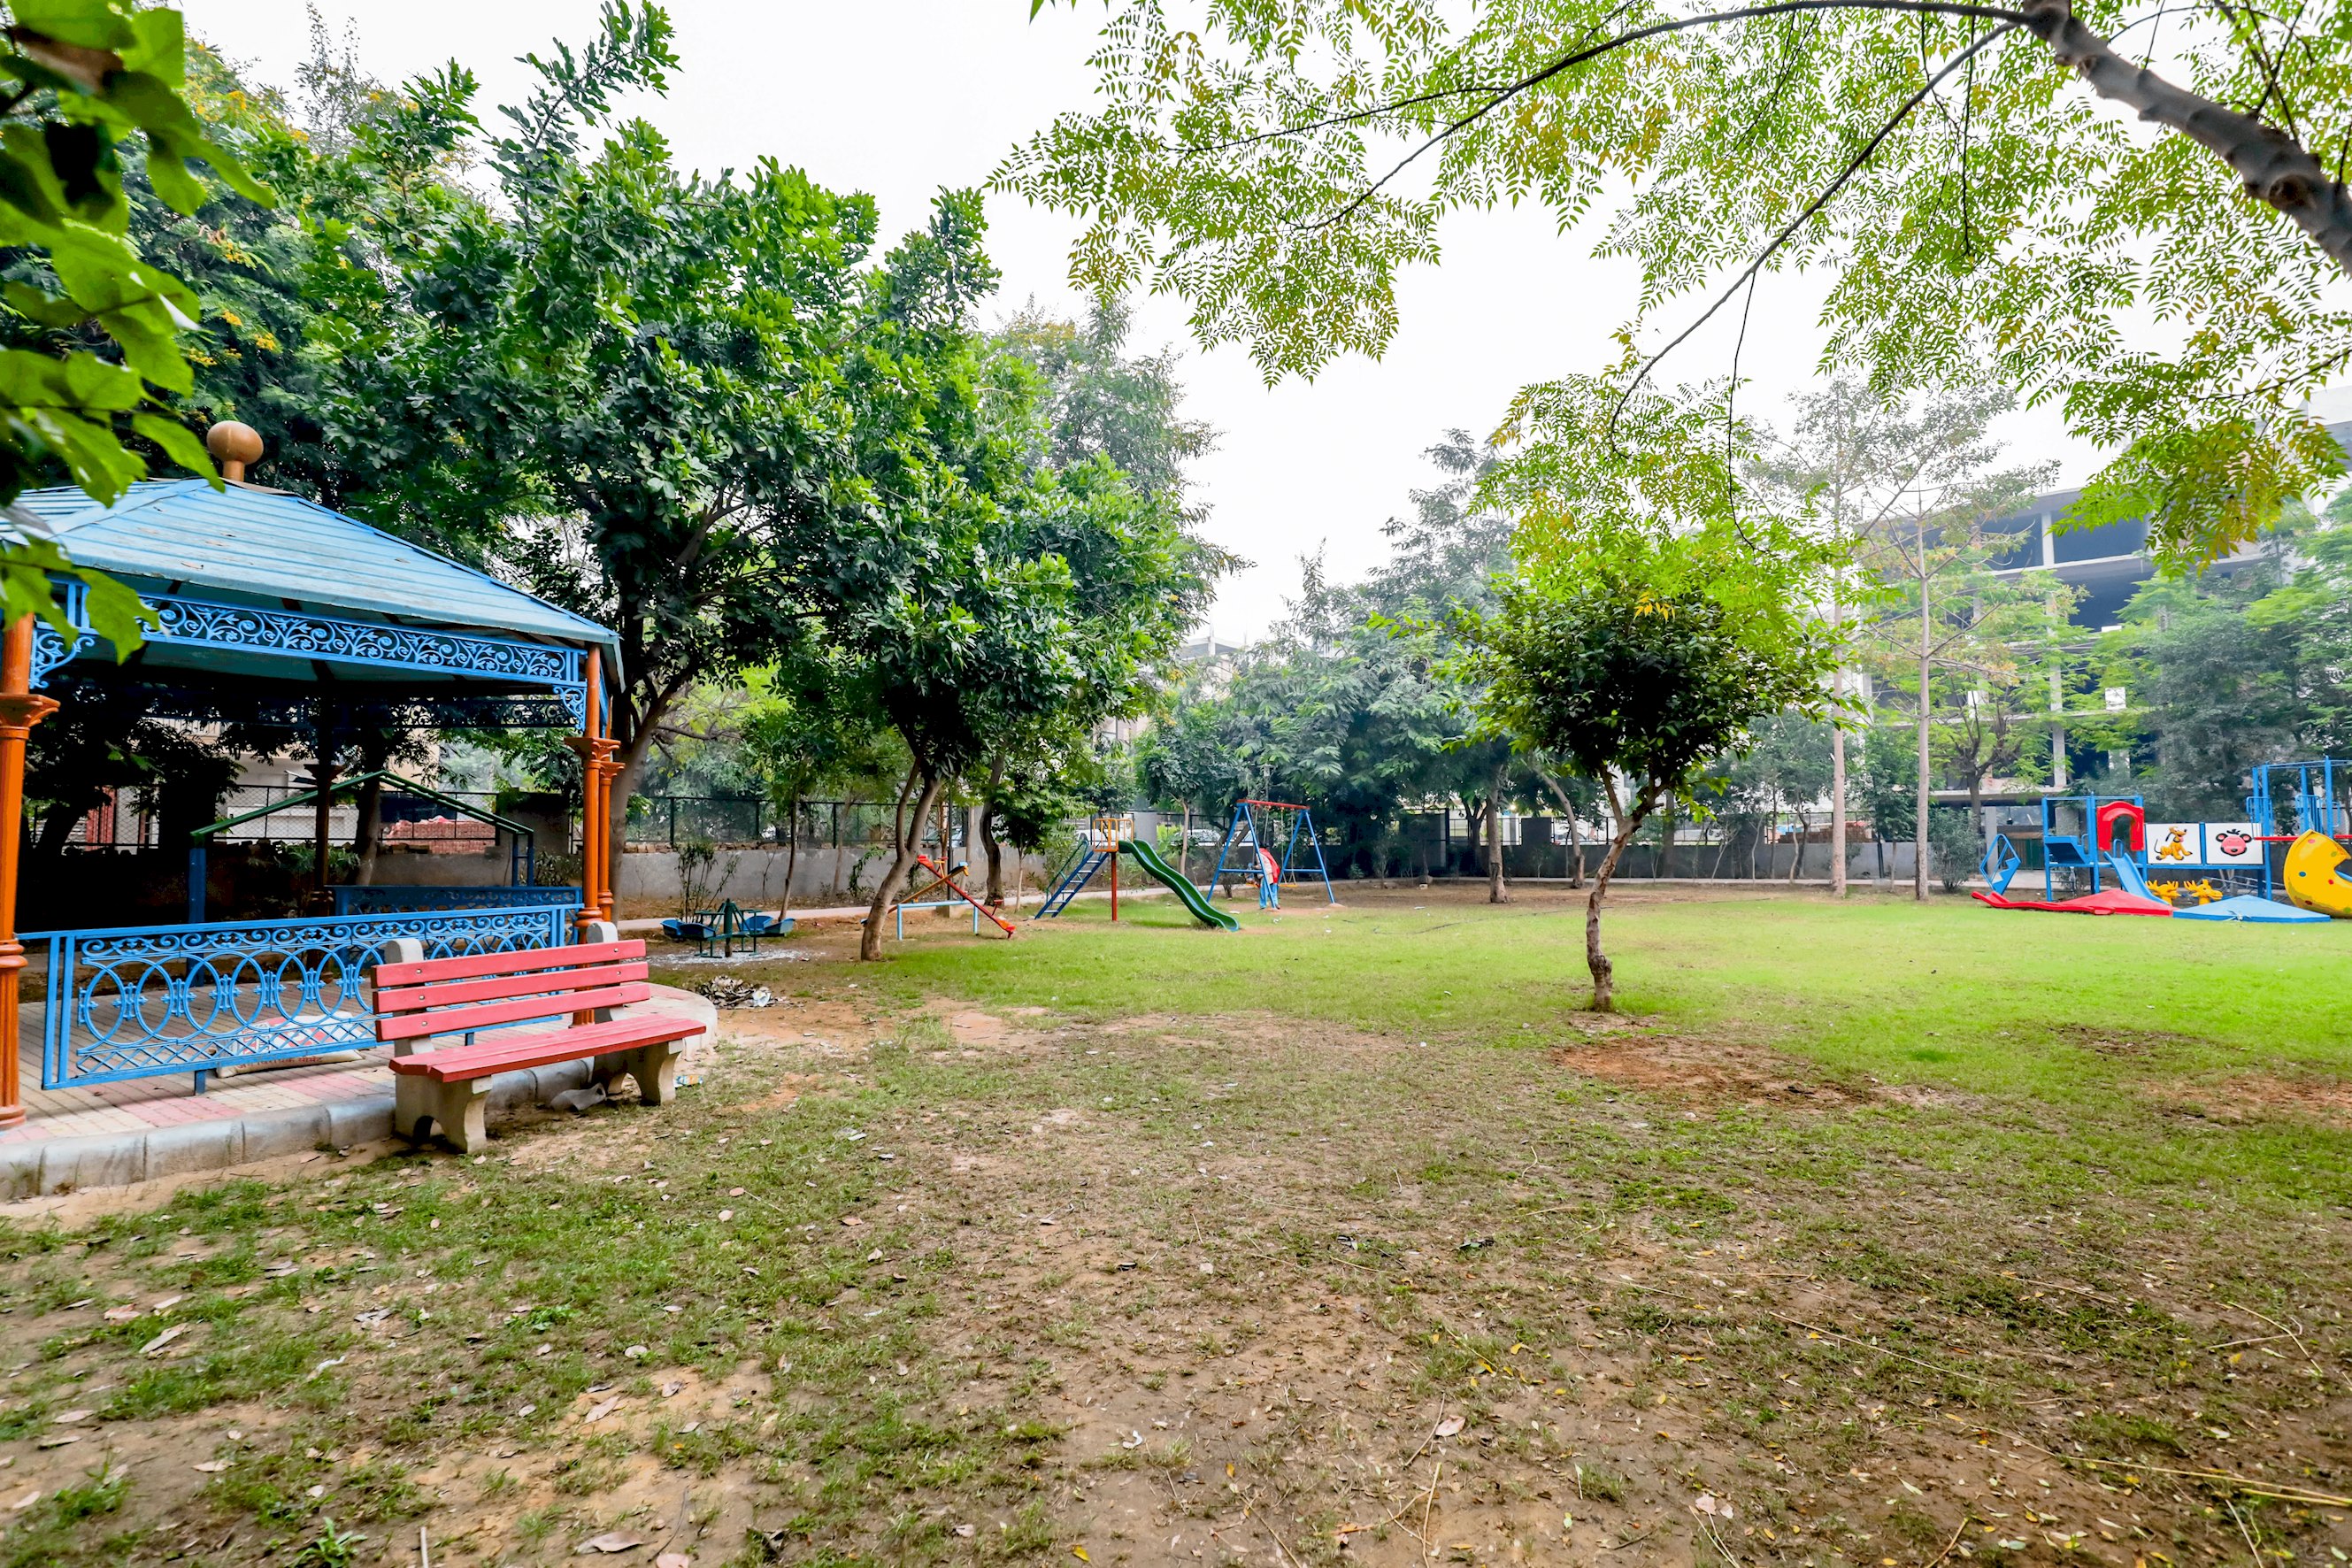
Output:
[{"left": 1976, "top": 795, "right": 2175, "bottom": 916}]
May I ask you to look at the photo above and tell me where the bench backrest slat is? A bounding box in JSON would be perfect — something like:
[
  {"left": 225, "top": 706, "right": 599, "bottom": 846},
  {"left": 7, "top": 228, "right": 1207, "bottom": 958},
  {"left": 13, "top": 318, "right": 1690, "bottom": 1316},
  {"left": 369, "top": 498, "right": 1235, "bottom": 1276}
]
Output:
[
  {"left": 373, "top": 938, "right": 641, "bottom": 989},
  {"left": 377, "top": 980, "right": 652, "bottom": 1041},
  {"left": 377, "top": 959, "right": 649, "bottom": 1015},
  {"left": 371, "top": 940, "right": 654, "bottom": 1045}
]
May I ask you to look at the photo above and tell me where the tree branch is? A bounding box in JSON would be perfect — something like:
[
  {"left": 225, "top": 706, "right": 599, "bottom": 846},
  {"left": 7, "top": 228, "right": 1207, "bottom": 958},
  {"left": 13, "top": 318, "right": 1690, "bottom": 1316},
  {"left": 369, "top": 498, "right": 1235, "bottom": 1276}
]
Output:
[
  {"left": 2022, "top": 0, "right": 2352, "bottom": 274},
  {"left": 1291, "top": 0, "right": 2029, "bottom": 234},
  {"left": 1613, "top": 21, "right": 2023, "bottom": 422}
]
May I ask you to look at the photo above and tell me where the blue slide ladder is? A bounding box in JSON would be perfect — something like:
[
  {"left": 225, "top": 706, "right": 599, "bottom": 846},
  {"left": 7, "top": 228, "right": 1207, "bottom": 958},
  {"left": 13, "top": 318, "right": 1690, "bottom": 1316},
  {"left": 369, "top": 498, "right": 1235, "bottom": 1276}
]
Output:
[{"left": 1034, "top": 844, "right": 1111, "bottom": 919}]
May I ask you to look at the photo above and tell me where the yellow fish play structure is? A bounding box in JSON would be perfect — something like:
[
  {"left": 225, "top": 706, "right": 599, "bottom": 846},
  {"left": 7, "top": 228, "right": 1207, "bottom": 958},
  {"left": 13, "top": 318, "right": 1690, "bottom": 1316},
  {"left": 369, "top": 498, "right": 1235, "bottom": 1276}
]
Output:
[{"left": 2281, "top": 830, "right": 2352, "bottom": 916}]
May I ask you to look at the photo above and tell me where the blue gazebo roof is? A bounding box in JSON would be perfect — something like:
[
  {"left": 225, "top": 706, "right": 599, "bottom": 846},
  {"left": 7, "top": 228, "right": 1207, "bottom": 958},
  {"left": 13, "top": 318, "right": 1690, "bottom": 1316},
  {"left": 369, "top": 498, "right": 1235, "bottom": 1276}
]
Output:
[
  {"left": 20, "top": 480, "right": 616, "bottom": 730},
  {"left": 19, "top": 480, "right": 616, "bottom": 657}
]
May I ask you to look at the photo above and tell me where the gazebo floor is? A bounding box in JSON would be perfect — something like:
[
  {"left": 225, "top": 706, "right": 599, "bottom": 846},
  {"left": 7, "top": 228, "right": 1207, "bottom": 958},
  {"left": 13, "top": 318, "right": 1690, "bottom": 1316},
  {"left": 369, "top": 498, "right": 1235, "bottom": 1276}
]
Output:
[{"left": 8, "top": 1039, "right": 391, "bottom": 1146}]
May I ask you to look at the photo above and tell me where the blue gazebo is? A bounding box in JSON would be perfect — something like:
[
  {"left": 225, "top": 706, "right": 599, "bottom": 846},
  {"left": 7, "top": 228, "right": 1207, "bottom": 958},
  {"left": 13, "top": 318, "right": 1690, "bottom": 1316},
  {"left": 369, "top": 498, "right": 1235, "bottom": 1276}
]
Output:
[{"left": 0, "top": 448, "right": 623, "bottom": 1121}]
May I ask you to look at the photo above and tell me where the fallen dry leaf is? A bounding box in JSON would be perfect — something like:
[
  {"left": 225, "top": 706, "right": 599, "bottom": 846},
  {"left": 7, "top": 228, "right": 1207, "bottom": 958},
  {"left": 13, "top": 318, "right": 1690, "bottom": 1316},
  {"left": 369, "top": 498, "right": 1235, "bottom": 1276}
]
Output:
[
  {"left": 577, "top": 1532, "right": 642, "bottom": 1554},
  {"left": 1433, "top": 1416, "right": 1465, "bottom": 1439},
  {"left": 139, "top": 1324, "right": 189, "bottom": 1356},
  {"left": 657, "top": 1556, "right": 692, "bottom": 1568},
  {"left": 581, "top": 1395, "right": 622, "bottom": 1424},
  {"left": 102, "top": 1305, "right": 140, "bottom": 1324},
  {"left": 193, "top": 1461, "right": 229, "bottom": 1474}
]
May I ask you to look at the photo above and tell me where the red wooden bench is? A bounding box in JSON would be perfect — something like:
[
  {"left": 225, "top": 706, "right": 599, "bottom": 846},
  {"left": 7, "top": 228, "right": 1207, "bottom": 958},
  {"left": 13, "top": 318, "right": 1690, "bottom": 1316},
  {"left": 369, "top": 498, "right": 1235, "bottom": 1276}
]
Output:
[{"left": 374, "top": 939, "right": 700, "bottom": 1153}]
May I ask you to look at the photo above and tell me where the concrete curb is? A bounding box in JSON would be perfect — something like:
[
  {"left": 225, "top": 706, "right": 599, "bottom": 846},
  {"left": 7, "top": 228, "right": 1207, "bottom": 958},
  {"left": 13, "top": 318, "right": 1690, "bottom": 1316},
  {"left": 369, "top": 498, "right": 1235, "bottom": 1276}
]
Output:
[{"left": 1, "top": 987, "right": 721, "bottom": 1200}]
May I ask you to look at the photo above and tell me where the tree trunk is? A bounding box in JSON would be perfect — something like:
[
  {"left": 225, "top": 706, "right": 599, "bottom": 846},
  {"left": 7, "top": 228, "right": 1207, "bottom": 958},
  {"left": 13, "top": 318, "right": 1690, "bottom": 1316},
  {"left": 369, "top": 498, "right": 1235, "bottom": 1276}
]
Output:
[
  {"left": 891, "top": 765, "right": 916, "bottom": 865},
  {"left": 1586, "top": 781, "right": 1653, "bottom": 1012},
  {"left": 605, "top": 731, "right": 658, "bottom": 920},
  {"left": 352, "top": 774, "right": 384, "bottom": 886},
  {"left": 1787, "top": 806, "right": 1808, "bottom": 885},
  {"left": 1968, "top": 776, "right": 1985, "bottom": 887},
  {"left": 1539, "top": 771, "right": 1584, "bottom": 888},
  {"left": 780, "top": 792, "right": 801, "bottom": 917},
  {"left": 1916, "top": 576, "right": 1933, "bottom": 902},
  {"left": 862, "top": 768, "right": 944, "bottom": 962},
  {"left": 980, "top": 755, "right": 1005, "bottom": 904},
  {"left": 1829, "top": 721, "right": 1848, "bottom": 898},
  {"left": 1180, "top": 805, "right": 1194, "bottom": 881},
  {"left": 350, "top": 732, "right": 389, "bottom": 885},
  {"left": 1487, "top": 760, "right": 1509, "bottom": 903}
]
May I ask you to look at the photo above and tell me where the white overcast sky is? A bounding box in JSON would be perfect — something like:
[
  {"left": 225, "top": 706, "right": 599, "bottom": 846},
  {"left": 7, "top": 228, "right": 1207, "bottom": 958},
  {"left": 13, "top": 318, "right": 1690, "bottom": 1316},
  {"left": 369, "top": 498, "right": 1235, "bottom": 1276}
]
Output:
[{"left": 188, "top": 0, "right": 2122, "bottom": 640}]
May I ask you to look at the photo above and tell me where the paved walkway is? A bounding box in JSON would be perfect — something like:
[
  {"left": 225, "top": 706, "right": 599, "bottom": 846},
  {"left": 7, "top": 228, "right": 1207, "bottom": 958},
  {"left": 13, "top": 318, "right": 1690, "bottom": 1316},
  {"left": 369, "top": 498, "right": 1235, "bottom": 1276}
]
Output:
[
  {"left": 2, "top": 988, "right": 716, "bottom": 1197},
  {"left": 10, "top": 1043, "right": 388, "bottom": 1146}
]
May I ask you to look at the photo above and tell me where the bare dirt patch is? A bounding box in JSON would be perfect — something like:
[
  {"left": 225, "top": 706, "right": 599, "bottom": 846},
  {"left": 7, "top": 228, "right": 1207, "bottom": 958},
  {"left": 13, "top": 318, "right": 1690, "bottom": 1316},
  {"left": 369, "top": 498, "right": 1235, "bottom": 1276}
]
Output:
[
  {"left": 2147, "top": 1069, "right": 2352, "bottom": 1121},
  {"left": 1551, "top": 1030, "right": 1870, "bottom": 1108}
]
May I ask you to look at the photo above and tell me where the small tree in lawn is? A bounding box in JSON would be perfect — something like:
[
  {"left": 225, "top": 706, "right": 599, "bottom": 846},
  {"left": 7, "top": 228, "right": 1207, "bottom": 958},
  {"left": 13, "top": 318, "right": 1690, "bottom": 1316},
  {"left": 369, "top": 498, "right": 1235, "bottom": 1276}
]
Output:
[{"left": 1461, "top": 379, "right": 1838, "bottom": 1010}]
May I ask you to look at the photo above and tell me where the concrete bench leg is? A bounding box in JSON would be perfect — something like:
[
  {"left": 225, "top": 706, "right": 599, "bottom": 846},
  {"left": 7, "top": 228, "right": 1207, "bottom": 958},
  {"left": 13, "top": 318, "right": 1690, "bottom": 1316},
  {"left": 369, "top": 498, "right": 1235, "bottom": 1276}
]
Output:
[
  {"left": 394, "top": 1073, "right": 493, "bottom": 1154},
  {"left": 594, "top": 1039, "right": 682, "bottom": 1106}
]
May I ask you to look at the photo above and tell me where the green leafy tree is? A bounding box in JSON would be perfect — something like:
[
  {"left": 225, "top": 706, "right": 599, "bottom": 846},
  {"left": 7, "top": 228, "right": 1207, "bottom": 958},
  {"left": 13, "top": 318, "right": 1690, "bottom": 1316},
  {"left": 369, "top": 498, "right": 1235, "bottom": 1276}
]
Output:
[
  {"left": 815, "top": 195, "right": 1215, "bottom": 959},
  {"left": 975, "top": 300, "right": 1228, "bottom": 900},
  {"left": 352, "top": 5, "right": 881, "bottom": 882},
  {"left": 0, "top": 0, "right": 273, "bottom": 648},
  {"left": 1011, "top": 0, "right": 2352, "bottom": 566},
  {"left": 2105, "top": 564, "right": 2307, "bottom": 816},
  {"left": 1815, "top": 386, "right": 2050, "bottom": 897},
  {"left": 1742, "top": 711, "right": 1837, "bottom": 883},
  {"left": 1461, "top": 379, "right": 1838, "bottom": 1010}
]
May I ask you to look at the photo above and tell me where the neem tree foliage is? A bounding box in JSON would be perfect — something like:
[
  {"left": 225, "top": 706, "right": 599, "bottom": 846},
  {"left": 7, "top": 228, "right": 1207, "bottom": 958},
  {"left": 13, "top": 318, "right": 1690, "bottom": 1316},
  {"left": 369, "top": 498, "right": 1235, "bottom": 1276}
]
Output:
[
  {"left": 1009, "top": 0, "right": 2352, "bottom": 566},
  {"left": 1, "top": 0, "right": 271, "bottom": 647},
  {"left": 1461, "top": 380, "right": 1838, "bottom": 1011}
]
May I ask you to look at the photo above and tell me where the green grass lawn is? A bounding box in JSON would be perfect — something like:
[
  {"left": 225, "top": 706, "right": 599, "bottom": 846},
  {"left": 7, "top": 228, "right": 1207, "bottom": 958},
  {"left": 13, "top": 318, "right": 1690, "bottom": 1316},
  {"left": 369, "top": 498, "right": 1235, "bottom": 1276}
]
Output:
[
  {"left": 0, "top": 885, "right": 2342, "bottom": 1568},
  {"left": 879, "top": 884, "right": 2352, "bottom": 1204},
  {"left": 896, "top": 882, "right": 2352, "bottom": 1091}
]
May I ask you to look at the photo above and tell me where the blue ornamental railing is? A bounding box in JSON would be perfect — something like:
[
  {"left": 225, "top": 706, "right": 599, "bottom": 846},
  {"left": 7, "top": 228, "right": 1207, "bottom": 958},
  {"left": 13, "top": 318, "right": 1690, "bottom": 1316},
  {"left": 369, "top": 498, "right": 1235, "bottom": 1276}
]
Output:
[
  {"left": 330, "top": 885, "right": 583, "bottom": 917},
  {"left": 32, "top": 903, "right": 575, "bottom": 1091}
]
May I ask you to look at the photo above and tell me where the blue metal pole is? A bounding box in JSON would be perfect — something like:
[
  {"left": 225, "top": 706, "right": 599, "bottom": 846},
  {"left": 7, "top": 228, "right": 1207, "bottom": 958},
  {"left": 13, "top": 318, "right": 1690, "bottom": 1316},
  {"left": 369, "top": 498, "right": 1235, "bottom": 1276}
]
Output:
[
  {"left": 1207, "top": 804, "right": 1245, "bottom": 901},
  {"left": 188, "top": 843, "right": 207, "bottom": 924},
  {"left": 1301, "top": 810, "right": 1337, "bottom": 903}
]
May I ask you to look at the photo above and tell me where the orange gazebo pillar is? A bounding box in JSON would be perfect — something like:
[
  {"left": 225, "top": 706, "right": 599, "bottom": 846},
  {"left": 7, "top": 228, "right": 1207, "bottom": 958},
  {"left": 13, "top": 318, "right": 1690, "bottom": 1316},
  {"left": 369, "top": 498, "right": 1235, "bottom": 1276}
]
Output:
[
  {"left": 565, "top": 649, "right": 616, "bottom": 941},
  {"left": 0, "top": 616, "right": 59, "bottom": 1129}
]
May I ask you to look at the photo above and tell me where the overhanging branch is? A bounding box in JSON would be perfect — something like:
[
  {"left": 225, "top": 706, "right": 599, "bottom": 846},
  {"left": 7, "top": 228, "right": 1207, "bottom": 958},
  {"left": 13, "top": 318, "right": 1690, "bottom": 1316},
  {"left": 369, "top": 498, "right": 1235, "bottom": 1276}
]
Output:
[
  {"left": 2022, "top": 0, "right": 2352, "bottom": 274},
  {"left": 1285, "top": 0, "right": 2030, "bottom": 233},
  {"left": 1613, "top": 21, "right": 2024, "bottom": 421}
]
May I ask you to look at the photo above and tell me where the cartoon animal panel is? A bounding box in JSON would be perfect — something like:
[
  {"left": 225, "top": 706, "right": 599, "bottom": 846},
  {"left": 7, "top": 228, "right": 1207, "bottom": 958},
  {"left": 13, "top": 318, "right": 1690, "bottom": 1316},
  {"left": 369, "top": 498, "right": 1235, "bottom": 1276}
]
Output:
[
  {"left": 2204, "top": 823, "right": 2264, "bottom": 866},
  {"left": 2148, "top": 823, "right": 2201, "bottom": 864}
]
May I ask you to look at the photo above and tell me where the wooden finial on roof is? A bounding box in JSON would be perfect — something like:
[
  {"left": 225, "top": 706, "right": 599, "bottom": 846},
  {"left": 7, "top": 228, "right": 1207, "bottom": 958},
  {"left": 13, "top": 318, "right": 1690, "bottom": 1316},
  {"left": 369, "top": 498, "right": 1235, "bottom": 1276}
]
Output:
[{"left": 205, "top": 420, "right": 263, "bottom": 483}]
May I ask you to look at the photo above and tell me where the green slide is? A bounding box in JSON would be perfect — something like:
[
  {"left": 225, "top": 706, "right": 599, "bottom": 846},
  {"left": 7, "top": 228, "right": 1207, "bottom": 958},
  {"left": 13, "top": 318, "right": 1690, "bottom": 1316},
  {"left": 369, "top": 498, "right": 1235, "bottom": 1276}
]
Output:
[{"left": 1119, "top": 840, "right": 1240, "bottom": 930}]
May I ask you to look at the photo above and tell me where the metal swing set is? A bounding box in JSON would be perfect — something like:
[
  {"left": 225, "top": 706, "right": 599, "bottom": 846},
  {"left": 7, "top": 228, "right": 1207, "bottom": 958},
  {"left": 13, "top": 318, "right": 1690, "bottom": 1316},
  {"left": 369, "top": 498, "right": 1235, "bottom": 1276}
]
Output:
[{"left": 1207, "top": 799, "right": 1336, "bottom": 905}]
